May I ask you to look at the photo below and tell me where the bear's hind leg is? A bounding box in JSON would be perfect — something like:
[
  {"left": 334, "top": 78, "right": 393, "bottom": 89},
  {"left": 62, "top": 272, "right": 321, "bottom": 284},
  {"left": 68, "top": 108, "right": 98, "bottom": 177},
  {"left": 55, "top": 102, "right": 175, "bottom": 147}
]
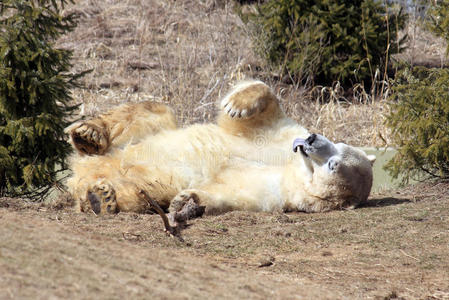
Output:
[
  {"left": 86, "top": 179, "right": 118, "bottom": 215},
  {"left": 169, "top": 190, "right": 206, "bottom": 225},
  {"left": 217, "top": 80, "right": 285, "bottom": 137}
]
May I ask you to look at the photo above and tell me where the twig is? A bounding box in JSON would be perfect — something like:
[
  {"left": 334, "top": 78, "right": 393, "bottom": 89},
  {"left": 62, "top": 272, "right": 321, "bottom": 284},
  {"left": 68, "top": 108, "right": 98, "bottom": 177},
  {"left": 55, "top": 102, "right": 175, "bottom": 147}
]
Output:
[
  {"left": 122, "top": 232, "right": 143, "bottom": 241},
  {"left": 138, "top": 190, "right": 183, "bottom": 241},
  {"left": 197, "top": 77, "right": 221, "bottom": 105},
  {"left": 308, "top": 269, "right": 337, "bottom": 280},
  {"left": 399, "top": 249, "right": 419, "bottom": 261}
]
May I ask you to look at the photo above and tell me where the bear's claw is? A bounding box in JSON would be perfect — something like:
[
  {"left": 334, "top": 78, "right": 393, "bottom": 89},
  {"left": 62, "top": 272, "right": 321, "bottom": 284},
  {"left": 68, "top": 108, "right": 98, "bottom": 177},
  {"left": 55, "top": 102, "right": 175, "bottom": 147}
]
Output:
[
  {"left": 87, "top": 180, "right": 117, "bottom": 215},
  {"left": 71, "top": 122, "right": 109, "bottom": 155},
  {"left": 169, "top": 191, "right": 205, "bottom": 224},
  {"left": 221, "top": 95, "right": 267, "bottom": 119}
]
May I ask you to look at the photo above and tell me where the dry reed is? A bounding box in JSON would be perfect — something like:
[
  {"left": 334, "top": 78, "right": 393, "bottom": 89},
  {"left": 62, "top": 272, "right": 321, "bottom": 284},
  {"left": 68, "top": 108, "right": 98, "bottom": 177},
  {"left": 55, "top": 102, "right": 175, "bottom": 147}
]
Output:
[{"left": 57, "top": 0, "right": 446, "bottom": 147}]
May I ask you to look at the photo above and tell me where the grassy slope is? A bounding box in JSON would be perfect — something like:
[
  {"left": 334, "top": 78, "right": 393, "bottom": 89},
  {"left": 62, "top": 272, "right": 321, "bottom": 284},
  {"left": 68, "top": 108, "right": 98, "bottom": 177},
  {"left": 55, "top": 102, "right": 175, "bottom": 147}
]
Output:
[{"left": 59, "top": 0, "right": 416, "bottom": 147}]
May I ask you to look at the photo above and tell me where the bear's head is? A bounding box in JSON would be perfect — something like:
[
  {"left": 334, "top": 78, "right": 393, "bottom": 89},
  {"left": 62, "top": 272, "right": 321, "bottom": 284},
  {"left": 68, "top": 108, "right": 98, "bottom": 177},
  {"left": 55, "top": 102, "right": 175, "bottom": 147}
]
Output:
[{"left": 293, "top": 134, "right": 376, "bottom": 210}]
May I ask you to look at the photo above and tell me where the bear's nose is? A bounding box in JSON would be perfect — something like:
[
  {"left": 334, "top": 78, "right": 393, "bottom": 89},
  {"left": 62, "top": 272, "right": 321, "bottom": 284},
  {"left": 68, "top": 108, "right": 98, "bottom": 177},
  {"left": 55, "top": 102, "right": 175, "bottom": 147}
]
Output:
[{"left": 306, "top": 133, "right": 317, "bottom": 145}]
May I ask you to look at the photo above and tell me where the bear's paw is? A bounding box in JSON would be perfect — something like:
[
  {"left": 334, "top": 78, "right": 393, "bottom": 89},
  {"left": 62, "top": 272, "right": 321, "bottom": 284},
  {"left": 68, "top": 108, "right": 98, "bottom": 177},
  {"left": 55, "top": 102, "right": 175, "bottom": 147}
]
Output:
[
  {"left": 220, "top": 81, "right": 271, "bottom": 119},
  {"left": 169, "top": 190, "right": 205, "bottom": 224},
  {"left": 70, "top": 122, "right": 109, "bottom": 155},
  {"left": 87, "top": 179, "right": 117, "bottom": 215}
]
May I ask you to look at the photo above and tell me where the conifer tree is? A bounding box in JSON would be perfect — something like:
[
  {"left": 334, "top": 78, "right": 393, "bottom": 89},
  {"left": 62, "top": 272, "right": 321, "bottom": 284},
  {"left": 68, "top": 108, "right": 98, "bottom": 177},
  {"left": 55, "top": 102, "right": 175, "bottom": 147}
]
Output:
[
  {"left": 383, "top": 2, "right": 449, "bottom": 183},
  {"left": 427, "top": 0, "right": 449, "bottom": 55},
  {"left": 0, "top": 0, "right": 84, "bottom": 198},
  {"left": 385, "top": 67, "right": 449, "bottom": 183},
  {"left": 243, "top": 0, "right": 407, "bottom": 89}
]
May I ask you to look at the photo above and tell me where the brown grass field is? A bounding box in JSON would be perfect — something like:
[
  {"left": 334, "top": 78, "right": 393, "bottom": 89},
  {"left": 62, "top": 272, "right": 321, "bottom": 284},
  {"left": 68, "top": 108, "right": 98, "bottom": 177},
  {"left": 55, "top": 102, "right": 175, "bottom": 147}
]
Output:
[
  {"left": 1, "top": 1, "right": 449, "bottom": 299},
  {"left": 58, "top": 0, "right": 447, "bottom": 147}
]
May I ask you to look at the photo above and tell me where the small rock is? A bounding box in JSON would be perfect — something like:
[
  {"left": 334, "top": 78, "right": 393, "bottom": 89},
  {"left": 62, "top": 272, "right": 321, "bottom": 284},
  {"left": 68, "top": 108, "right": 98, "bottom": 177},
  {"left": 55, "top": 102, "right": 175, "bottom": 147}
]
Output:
[
  {"left": 321, "top": 251, "right": 333, "bottom": 257},
  {"left": 258, "top": 256, "right": 275, "bottom": 268}
]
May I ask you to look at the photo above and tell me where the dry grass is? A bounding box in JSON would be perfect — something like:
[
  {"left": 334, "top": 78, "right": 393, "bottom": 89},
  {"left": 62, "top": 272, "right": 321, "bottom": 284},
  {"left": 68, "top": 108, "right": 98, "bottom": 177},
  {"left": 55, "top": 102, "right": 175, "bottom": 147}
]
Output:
[
  {"left": 57, "top": 0, "right": 447, "bottom": 148},
  {"left": 56, "top": 0, "right": 381, "bottom": 146},
  {"left": 398, "top": 18, "right": 448, "bottom": 68},
  {"left": 60, "top": 0, "right": 254, "bottom": 123},
  {"left": 279, "top": 87, "right": 391, "bottom": 147}
]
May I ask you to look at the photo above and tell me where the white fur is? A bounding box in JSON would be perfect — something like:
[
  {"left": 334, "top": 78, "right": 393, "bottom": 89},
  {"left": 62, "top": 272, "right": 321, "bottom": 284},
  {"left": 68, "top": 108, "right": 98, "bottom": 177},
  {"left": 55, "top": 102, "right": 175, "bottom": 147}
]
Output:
[{"left": 67, "top": 80, "right": 375, "bottom": 214}]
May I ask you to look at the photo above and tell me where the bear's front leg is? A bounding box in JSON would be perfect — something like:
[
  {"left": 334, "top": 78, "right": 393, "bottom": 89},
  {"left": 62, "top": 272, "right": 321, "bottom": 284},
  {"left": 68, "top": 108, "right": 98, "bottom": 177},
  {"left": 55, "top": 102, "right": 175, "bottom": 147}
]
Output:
[
  {"left": 67, "top": 120, "right": 110, "bottom": 155},
  {"left": 168, "top": 190, "right": 206, "bottom": 226}
]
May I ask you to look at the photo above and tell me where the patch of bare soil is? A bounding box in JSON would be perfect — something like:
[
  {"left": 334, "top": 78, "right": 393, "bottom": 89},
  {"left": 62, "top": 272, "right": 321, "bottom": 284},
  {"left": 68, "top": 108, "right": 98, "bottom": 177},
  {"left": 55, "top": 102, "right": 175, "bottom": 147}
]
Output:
[{"left": 1, "top": 182, "right": 448, "bottom": 299}]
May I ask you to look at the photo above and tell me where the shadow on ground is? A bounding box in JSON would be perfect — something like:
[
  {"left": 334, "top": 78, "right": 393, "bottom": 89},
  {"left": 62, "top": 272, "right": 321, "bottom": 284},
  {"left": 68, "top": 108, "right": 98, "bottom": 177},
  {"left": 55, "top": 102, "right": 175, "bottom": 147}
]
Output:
[{"left": 361, "top": 197, "right": 411, "bottom": 208}]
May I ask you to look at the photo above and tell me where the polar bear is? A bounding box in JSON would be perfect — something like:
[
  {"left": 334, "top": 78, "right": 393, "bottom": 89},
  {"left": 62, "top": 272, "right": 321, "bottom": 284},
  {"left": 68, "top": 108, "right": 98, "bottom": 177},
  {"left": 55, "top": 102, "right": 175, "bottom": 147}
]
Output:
[{"left": 66, "top": 80, "right": 375, "bottom": 218}]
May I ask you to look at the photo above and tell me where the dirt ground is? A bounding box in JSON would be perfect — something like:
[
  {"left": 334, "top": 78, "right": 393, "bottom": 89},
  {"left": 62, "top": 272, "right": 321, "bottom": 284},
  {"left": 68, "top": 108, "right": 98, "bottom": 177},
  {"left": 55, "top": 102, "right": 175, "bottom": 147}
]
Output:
[{"left": 1, "top": 182, "right": 448, "bottom": 300}]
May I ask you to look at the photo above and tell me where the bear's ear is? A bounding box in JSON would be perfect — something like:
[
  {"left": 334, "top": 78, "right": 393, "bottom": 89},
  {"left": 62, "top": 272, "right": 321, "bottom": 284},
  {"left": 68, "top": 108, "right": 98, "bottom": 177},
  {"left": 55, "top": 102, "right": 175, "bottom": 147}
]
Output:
[{"left": 367, "top": 154, "right": 376, "bottom": 166}]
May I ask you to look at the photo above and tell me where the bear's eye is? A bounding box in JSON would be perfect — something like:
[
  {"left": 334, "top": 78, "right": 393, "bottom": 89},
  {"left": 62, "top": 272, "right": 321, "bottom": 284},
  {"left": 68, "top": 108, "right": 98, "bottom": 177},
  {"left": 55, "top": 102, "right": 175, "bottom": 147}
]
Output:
[{"left": 306, "top": 133, "right": 317, "bottom": 145}]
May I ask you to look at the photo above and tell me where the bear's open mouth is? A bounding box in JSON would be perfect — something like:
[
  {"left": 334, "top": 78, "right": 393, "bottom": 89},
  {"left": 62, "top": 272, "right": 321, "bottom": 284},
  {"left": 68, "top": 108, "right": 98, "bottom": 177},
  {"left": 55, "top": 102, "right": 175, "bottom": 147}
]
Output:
[
  {"left": 299, "top": 145, "right": 308, "bottom": 157},
  {"left": 293, "top": 138, "right": 309, "bottom": 157}
]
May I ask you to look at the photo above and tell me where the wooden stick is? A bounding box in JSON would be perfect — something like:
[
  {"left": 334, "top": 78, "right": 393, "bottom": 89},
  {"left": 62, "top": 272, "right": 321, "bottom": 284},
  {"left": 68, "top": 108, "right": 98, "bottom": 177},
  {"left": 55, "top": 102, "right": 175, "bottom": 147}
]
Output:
[{"left": 138, "top": 190, "right": 181, "bottom": 240}]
